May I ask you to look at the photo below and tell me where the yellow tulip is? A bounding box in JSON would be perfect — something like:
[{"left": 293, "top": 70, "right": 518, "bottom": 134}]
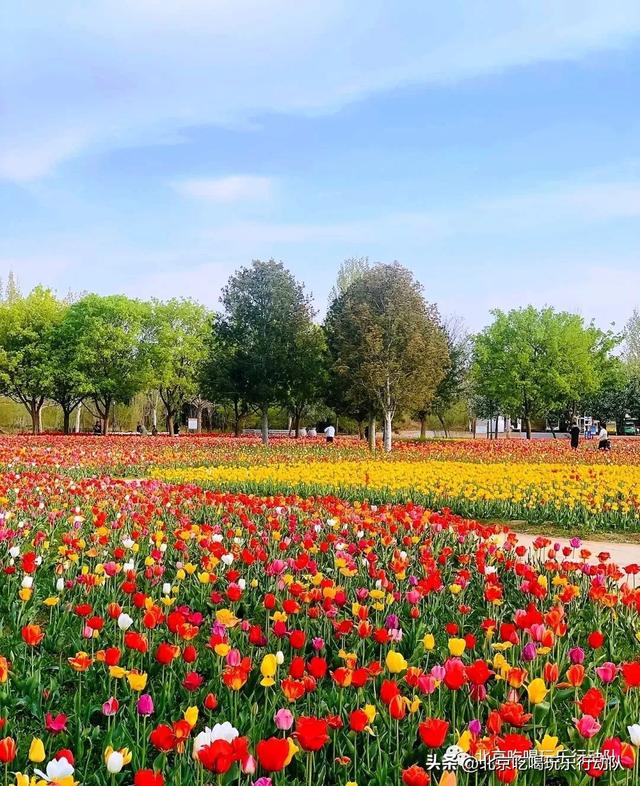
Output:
[
  {"left": 385, "top": 650, "right": 408, "bottom": 674},
  {"left": 448, "top": 638, "right": 466, "bottom": 657},
  {"left": 184, "top": 706, "right": 199, "bottom": 728},
  {"left": 527, "top": 678, "right": 548, "bottom": 704},
  {"left": 28, "top": 737, "right": 45, "bottom": 763},
  {"left": 422, "top": 633, "right": 435, "bottom": 651},
  {"left": 536, "top": 734, "right": 563, "bottom": 756},
  {"left": 126, "top": 671, "right": 148, "bottom": 691},
  {"left": 260, "top": 654, "right": 278, "bottom": 686}
]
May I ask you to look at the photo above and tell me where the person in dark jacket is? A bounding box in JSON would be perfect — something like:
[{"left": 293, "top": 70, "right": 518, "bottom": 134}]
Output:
[{"left": 570, "top": 420, "right": 580, "bottom": 450}]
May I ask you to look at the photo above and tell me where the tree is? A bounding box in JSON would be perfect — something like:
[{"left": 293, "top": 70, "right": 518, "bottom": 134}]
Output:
[
  {"left": 625, "top": 308, "right": 640, "bottom": 373},
  {"left": 0, "top": 287, "right": 63, "bottom": 433},
  {"left": 148, "top": 299, "right": 210, "bottom": 434},
  {"left": 583, "top": 358, "right": 640, "bottom": 433},
  {"left": 328, "top": 257, "right": 370, "bottom": 304},
  {"left": 200, "top": 322, "right": 250, "bottom": 437},
  {"left": 285, "top": 324, "right": 328, "bottom": 437},
  {"left": 472, "top": 307, "right": 615, "bottom": 439},
  {"left": 215, "top": 259, "right": 317, "bottom": 445},
  {"left": 415, "top": 316, "right": 470, "bottom": 438},
  {"left": 67, "top": 295, "right": 152, "bottom": 434},
  {"left": 325, "top": 262, "right": 448, "bottom": 452},
  {"left": 49, "top": 308, "right": 92, "bottom": 434}
]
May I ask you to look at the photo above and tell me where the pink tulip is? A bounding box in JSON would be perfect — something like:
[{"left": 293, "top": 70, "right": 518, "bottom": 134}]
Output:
[
  {"left": 574, "top": 715, "right": 601, "bottom": 739},
  {"left": 102, "top": 697, "right": 119, "bottom": 716},
  {"left": 274, "top": 708, "right": 294, "bottom": 730},
  {"left": 136, "top": 694, "right": 154, "bottom": 716},
  {"left": 595, "top": 663, "right": 618, "bottom": 684}
]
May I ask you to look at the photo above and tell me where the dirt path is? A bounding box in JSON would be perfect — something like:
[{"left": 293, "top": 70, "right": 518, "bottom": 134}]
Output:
[{"left": 513, "top": 531, "right": 640, "bottom": 567}]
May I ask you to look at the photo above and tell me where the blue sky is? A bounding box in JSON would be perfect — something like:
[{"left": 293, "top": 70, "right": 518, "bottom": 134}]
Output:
[{"left": 1, "top": 0, "right": 639, "bottom": 329}]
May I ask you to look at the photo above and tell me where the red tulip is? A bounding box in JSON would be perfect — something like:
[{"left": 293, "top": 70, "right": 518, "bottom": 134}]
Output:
[
  {"left": 134, "top": 770, "right": 164, "bottom": 786},
  {"left": 295, "top": 716, "right": 329, "bottom": 752},
  {"left": 255, "top": 737, "right": 290, "bottom": 772},
  {"left": 418, "top": 718, "right": 449, "bottom": 748},
  {"left": 0, "top": 738, "right": 16, "bottom": 763}
]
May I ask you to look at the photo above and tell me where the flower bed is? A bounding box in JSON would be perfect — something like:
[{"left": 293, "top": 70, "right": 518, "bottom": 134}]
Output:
[{"left": 0, "top": 472, "right": 639, "bottom": 785}]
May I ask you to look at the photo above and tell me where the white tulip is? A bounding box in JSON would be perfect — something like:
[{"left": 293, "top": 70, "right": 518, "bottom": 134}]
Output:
[
  {"left": 8, "top": 546, "right": 20, "bottom": 558},
  {"left": 628, "top": 723, "right": 640, "bottom": 746},
  {"left": 117, "top": 612, "right": 133, "bottom": 630},
  {"left": 35, "top": 756, "right": 75, "bottom": 782},
  {"left": 21, "top": 575, "right": 33, "bottom": 589},
  {"left": 162, "top": 582, "right": 171, "bottom": 595},
  {"left": 275, "top": 650, "right": 284, "bottom": 665},
  {"left": 238, "top": 578, "right": 246, "bottom": 590},
  {"left": 105, "top": 751, "right": 124, "bottom": 774},
  {"left": 221, "top": 553, "right": 233, "bottom": 566},
  {"left": 56, "top": 578, "right": 64, "bottom": 592}
]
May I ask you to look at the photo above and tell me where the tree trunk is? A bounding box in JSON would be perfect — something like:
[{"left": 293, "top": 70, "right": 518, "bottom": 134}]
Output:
[
  {"left": 437, "top": 412, "right": 448, "bottom": 438},
  {"left": 261, "top": 408, "right": 269, "bottom": 446},
  {"left": 294, "top": 411, "right": 301, "bottom": 438},
  {"left": 29, "top": 401, "right": 40, "bottom": 435},
  {"left": 472, "top": 417, "right": 477, "bottom": 439},
  {"left": 167, "top": 413, "right": 174, "bottom": 436},
  {"left": 196, "top": 402, "right": 204, "bottom": 433},
  {"left": 357, "top": 421, "right": 364, "bottom": 440},
  {"left": 494, "top": 413, "right": 499, "bottom": 440},
  {"left": 75, "top": 402, "right": 82, "bottom": 433},
  {"left": 383, "top": 410, "right": 392, "bottom": 453},
  {"left": 525, "top": 417, "right": 532, "bottom": 440},
  {"left": 63, "top": 408, "right": 71, "bottom": 435},
  {"left": 419, "top": 415, "right": 427, "bottom": 441},
  {"left": 368, "top": 415, "right": 376, "bottom": 453},
  {"left": 287, "top": 414, "right": 293, "bottom": 437}
]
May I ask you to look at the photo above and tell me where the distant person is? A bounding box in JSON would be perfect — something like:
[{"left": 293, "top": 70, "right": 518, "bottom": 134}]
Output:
[
  {"left": 173, "top": 422, "right": 180, "bottom": 436},
  {"left": 151, "top": 425, "right": 158, "bottom": 436},
  {"left": 93, "top": 420, "right": 102, "bottom": 435},
  {"left": 597, "top": 422, "right": 610, "bottom": 450},
  {"left": 324, "top": 423, "right": 335, "bottom": 444},
  {"left": 570, "top": 420, "right": 580, "bottom": 450},
  {"left": 136, "top": 422, "right": 143, "bottom": 435}
]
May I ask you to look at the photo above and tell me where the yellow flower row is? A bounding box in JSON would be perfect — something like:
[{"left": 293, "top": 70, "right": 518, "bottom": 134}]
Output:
[{"left": 152, "top": 460, "right": 640, "bottom": 517}]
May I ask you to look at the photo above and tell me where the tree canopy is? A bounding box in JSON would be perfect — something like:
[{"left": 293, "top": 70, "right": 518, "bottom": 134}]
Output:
[
  {"left": 472, "top": 307, "right": 616, "bottom": 438},
  {"left": 325, "top": 262, "right": 448, "bottom": 451}
]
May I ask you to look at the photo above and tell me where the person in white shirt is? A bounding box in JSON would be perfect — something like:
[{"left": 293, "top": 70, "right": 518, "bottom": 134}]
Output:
[
  {"left": 324, "top": 424, "right": 336, "bottom": 443},
  {"left": 597, "top": 424, "right": 610, "bottom": 450}
]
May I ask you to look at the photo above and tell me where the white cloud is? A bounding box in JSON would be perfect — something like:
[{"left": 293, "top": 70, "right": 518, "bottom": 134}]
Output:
[
  {"left": 3, "top": 0, "right": 640, "bottom": 180},
  {"left": 0, "top": 131, "right": 88, "bottom": 182},
  {"left": 174, "top": 175, "right": 273, "bottom": 203}
]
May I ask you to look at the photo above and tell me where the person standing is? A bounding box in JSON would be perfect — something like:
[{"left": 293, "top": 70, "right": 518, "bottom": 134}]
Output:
[
  {"left": 597, "top": 422, "right": 610, "bottom": 450},
  {"left": 570, "top": 420, "right": 580, "bottom": 450},
  {"left": 324, "top": 423, "right": 336, "bottom": 444}
]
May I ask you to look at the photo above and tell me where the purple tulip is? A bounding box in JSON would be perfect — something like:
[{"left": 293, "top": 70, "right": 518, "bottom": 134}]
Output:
[
  {"left": 136, "top": 693, "right": 154, "bottom": 716},
  {"left": 569, "top": 647, "right": 585, "bottom": 664},
  {"left": 522, "top": 642, "right": 537, "bottom": 662}
]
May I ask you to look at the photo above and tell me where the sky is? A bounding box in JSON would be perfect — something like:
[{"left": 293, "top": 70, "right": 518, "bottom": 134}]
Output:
[{"left": 1, "top": 0, "right": 639, "bottom": 330}]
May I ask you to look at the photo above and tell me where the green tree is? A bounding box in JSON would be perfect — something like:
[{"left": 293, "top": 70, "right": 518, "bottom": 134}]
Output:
[
  {"left": 67, "top": 295, "right": 152, "bottom": 434},
  {"left": 200, "top": 321, "right": 250, "bottom": 436},
  {"left": 49, "top": 308, "right": 92, "bottom": 434},
  {"left": 325, "top": 262, "right": 448, "bottom": 452},
  {"left": 415, "top": 316, "right": 470, "bottom": 438},
  {"left": 149, "top": 299, "right": 210, "bottom": 434},
  {"left": 215, "top": 259, "right": 317, "bottom": 445},
  {"left": 328, "top": 257, "right": 370, "bottom": 305},
  {"left": 473, "top": 307, "right": 615, "bottom": 439},
  {"left": 625, "top": 308, "right": 640, "bottom": 373},
  {"left": 0, "top": 286, "right": 64, "bottom": 433},
  {"left": 285, "top": 323, "right": 328, "bottom": 437}
]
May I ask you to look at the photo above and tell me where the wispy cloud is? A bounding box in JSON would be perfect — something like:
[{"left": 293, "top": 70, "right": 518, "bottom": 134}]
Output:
[
  {"left": 3, "top": 1, "right": 640, "bottom": 179},
  {"left": 174, "top": 175, "right": 273, "bottom": 203}
]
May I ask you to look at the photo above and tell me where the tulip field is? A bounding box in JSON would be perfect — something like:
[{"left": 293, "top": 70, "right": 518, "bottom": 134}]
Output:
[{"left": 1, "top": 436, "right": 640, "bottom": 785}]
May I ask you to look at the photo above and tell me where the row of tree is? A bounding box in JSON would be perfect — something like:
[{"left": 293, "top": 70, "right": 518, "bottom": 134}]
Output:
[{"left": 1, "top": 261, "right": 638, "bottom": 449}]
